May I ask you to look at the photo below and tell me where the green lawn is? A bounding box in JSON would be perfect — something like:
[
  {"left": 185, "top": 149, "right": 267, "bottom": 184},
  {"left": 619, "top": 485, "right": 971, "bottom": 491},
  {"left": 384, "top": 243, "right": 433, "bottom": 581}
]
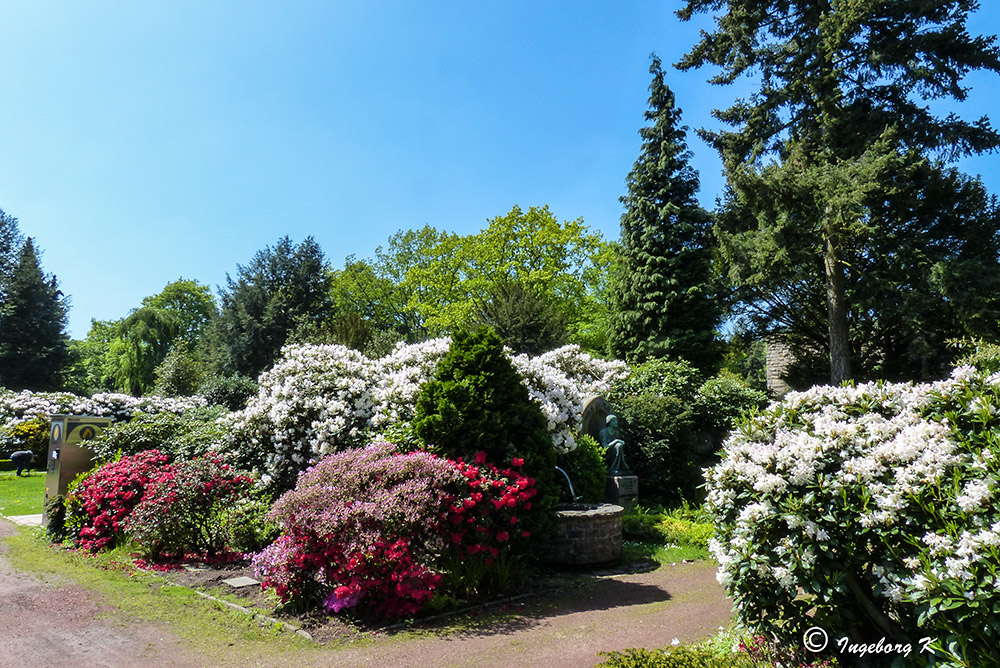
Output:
[{"left": 0, "top": 471, "right": 46, "bottom": 516}]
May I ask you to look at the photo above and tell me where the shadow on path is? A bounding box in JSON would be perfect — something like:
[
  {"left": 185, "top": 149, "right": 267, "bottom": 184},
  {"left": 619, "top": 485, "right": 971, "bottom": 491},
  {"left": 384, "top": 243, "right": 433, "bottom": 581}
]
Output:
[{"left": 408, "top": 578, "right": 675, "bottom": 640}]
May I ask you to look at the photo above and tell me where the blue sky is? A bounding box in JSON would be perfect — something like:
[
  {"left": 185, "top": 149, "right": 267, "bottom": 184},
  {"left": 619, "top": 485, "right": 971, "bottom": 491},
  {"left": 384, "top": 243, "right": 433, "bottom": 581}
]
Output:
[{"left": 2, "top": 2, "right": 998, "bottom": 340}]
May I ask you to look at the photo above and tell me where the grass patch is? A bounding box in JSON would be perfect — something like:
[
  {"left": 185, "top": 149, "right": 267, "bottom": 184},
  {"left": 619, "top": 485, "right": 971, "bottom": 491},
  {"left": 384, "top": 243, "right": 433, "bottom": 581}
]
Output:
[
  {"left": 622, "top": 540, "right": 710, "bottom": 566},
  {"left": 0, "top": 471, "right": 45, "bottom": 515},
  {"left": 620, "top": 503, "right": 714, "bottom": 566},
  {"left": 1, "top": 528, "right": 322, "bottom": 666}
]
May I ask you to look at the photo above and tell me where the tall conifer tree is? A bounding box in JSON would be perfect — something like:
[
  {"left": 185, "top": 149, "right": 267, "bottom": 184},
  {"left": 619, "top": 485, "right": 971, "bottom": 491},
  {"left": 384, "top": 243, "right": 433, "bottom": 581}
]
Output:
[
  {"left": 0, "top": 238, "right": 69, "bottom": 390},
  {"left": 678, "top": 0, "right": 1000, "bottom": 383},
  {"left": 608, "top": 56, "right": 721, "bottom": 369}
]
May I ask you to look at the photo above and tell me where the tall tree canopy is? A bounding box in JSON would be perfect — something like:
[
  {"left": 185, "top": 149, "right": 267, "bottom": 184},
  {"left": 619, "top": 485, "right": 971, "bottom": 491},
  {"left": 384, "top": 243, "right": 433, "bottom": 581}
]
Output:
[
  {"left": 141, "top": 279, "right": 217, "bottom": 347},
  {"left": 679, "top": 0, "right": 1000, "bottom": 383},
  {"left": 217, "top": 236, "right": 332, "bottom": 378},
  {"left": 0, "top": 209, "right": 24, "bottom": 295},
  {"left": 373, "top": 206, "right": 609, "bottom": 351},
  {"left": 607, "top": 56, "right": 721, "bottom": 370},
  {"left": 0, "top": 237, "right": 69, "bottom": 390}
]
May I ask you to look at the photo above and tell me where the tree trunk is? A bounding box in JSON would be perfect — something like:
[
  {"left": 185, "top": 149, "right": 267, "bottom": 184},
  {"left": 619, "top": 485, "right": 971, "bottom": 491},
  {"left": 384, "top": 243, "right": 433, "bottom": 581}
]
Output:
[{"left": 824, "top": 226, "right": 852, "bottom": 384}]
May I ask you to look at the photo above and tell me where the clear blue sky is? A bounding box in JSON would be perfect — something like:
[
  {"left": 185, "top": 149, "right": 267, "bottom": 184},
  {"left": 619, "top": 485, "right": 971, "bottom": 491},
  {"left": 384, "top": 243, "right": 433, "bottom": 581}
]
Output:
[{"left": 2, "top": 2, "right": 998, "bottom": 340}]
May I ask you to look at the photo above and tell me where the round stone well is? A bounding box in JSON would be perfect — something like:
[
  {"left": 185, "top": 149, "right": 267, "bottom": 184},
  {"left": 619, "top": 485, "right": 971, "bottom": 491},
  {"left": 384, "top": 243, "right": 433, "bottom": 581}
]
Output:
[{"left": 540, "top": 502, "right": 624, "bottom": 566}]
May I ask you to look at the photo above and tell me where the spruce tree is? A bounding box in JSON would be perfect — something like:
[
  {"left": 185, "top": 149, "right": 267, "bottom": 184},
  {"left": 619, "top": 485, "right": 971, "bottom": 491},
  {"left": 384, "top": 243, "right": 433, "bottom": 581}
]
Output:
[
  {"left": 0, "top": 209, "right": 24, "bottom": 303},
  {"left": 0, "top": 238, "right": 69, "bottom": 390},
  {"left": 608, "top": 56, "right": 721, "bottom": 369}
]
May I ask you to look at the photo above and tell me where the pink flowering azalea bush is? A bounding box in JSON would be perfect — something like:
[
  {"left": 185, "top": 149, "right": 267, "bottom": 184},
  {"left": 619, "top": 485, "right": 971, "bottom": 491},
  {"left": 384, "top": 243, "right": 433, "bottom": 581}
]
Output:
[
  {"left": 707, "top": 366, "right": 1000, "bottom": 668},
  {"left": 252, "top": 442, "right": 538, "bottom": 618},
  {"left": 253, "top": 442, "right": 462, "bottom": 615},
  {"left": 124, "top": 453, "right": 254, "bottom": 559}
]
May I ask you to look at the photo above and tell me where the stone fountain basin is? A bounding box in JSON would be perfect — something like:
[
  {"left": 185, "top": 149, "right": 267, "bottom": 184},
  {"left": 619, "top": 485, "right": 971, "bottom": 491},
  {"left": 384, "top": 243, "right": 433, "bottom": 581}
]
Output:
[{"left": 540, "top": 502, "right": 624, "bottom": 566}]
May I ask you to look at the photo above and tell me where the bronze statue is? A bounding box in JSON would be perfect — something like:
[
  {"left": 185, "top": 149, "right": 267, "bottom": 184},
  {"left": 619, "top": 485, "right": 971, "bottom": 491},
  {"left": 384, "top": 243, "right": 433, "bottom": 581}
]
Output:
[{"left": 599, "top": 414, "right": 631, "bottom": 475}]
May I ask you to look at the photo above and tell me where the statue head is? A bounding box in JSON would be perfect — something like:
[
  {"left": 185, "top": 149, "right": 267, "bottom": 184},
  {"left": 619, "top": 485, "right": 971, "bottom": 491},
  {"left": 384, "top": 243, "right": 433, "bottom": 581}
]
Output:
[{"left": 606, "top": 414, "right": 618, "bottom": 428}]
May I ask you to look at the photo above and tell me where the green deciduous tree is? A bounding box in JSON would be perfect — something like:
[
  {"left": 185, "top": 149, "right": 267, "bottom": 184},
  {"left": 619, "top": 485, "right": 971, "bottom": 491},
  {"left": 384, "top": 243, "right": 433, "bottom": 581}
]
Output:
[
  {"left": 0, "top": 238, "right": 70, "bottom": 390},
  {"left": 217, "top": 236, "right": 332, "bottom": 378},
  {"left": 141, "top": 279, "right": 218, "bottom": 348},
  {"left": 608, "top": 56, "right": 722, "bottom": 371},
  {"left": 679, "top": 0, "right": 1000, "bottom": 384},
  {"left": 114, "top": 306, "right": 179, "bottom": 396},
  {"left": 375, "top": 206, "right": 609, "bottom": 351},
  {"left": 63, "top": 319, "right": 120, "bottom": 394}
]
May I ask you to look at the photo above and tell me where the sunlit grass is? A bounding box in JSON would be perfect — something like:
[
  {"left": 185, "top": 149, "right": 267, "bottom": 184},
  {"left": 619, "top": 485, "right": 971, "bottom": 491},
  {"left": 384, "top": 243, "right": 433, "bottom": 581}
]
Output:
[{"left": 0, "top": 471, "right": 45, "bottom": 515}]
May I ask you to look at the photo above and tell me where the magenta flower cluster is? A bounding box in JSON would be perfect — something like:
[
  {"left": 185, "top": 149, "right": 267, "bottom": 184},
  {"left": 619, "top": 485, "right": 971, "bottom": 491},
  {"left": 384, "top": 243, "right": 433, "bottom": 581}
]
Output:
[{"left": 252, "top": 443, "right": 538, "bottom": 617}]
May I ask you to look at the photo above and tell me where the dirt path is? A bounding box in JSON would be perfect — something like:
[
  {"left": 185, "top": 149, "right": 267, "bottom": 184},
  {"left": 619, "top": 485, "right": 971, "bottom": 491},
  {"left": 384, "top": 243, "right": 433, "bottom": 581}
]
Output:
[
  {"left": 0, "top": 518, "right": 734, "bottom": 668},
  {"left": 0, "top": 519, "right": 207, "bottom": 668}
]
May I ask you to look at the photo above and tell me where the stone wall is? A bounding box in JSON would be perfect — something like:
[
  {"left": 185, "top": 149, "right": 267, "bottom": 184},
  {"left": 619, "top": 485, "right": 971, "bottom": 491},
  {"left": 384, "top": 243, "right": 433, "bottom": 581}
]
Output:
[
  {"left": 540, "top": 503, "right": 623, "bottom": 565},
  {"left": 765, "top": 338, "right": 795, "bottom": 399}
]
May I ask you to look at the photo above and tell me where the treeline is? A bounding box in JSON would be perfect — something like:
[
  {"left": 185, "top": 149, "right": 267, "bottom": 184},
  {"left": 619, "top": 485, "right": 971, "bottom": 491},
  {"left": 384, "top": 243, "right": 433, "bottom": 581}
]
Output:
[
  {"left": 39, "top": 205, "right": 616, "bottom": 398},
  {"left": 5, "top": 2, "right": 1000, "bottom": 396}
]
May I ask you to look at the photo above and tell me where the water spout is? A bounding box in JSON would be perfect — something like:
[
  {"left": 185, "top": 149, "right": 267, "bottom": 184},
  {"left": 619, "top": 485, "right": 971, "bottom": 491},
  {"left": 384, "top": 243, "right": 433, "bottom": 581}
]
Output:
[{"left": 555, "top": 466, "right": 580, "bottom": 501}]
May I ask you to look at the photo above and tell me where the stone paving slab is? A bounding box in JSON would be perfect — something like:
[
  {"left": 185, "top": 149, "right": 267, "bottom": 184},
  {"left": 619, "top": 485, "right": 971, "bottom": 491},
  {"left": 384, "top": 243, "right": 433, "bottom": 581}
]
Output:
[
  {"left": 222, "top": 576, "right": 260, "bottom": 588},
  {"left": 3, "top": 514, "right": 43, "bottom": 527}
]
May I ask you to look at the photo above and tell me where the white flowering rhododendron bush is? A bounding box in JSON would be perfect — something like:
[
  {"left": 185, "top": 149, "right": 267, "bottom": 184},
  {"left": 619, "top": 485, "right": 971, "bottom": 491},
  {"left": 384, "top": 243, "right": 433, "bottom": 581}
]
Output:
[
  {"left": 0, "top": 389, "right": 206, "bottom": 432},
  {"left": 707, "top": 366, "right": 1000, "bottom": 667},
  {"left": 220, "top": 339, "right": 627, "bottom": 491}
]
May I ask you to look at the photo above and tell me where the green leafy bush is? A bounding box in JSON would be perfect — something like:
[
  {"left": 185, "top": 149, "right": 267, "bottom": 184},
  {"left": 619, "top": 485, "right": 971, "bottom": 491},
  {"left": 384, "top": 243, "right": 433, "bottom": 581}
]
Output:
[
  {"left": 621, "top": 505, "right": 713, "bottom": 549},
  {"left": 197, "top": 373, "right": 258, "bottom": 410},
  {"left": 214, "top": 491, "right": 280, "bottom": 554},
  {"left": 555, "top": 433, "right": 606, "bottom": 503},
  {"left": 88, "top": 406, "right": 226, "bottom": 462},
  {"left": 692, "top": 371, "right": 766, "bottom": 433},
  {"left": 414, "top": 326, "right": 557, "bottom": 531},
  {"left": 609, "top": 360, "right": 766, "bottom": 506}
]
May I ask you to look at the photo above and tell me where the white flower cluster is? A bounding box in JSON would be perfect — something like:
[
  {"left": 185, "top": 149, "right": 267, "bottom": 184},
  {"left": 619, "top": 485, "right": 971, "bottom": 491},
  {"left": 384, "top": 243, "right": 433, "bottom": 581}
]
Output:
[
  {"left": 510, "top": 344, "right": 628, "bottom": 452},
  {"left": 221, "top": 339, "right": 628, "bottom": 486},
  {"left": 706, "top": 365, "right": 1000, "bottom": 647},
  {"left": 0, "top": 388, "right": 206, "bottom": 432}
]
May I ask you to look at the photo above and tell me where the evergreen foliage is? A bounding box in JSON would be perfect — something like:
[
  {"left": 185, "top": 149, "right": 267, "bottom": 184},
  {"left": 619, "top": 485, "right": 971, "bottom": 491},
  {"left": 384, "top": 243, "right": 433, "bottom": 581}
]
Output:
[
  {"left": 608, "top": 56, "right": 721, "bottom": 370},
  {"left": 413, "top": 326, "right": 557, "bottom": 526},
  {"left": 474, "top": 279, "right": 568, "bottom": 355},
  {"left": 678, "top": 0, "right": 1000, "bottom": 384},
  {"left": 0, "top": 237, "right": 69, "bottom": 391},
  {"left": 217, "top": 236, "right": 332, "bottom": 378},
  {"left": 0, "top": 209, "right": 24, "bottom": 295}
]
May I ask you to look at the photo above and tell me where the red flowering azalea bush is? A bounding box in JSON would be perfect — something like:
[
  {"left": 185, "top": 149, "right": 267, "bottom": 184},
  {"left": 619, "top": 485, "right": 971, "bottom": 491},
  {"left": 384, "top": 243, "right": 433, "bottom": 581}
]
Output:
[
  {"left": 124, "top": 453, "right": 254, "bottom": 559},
  {"left": 442, "top": 452, "right": 537, "bottom": 597},
  {"left": 68, "top": 450, "right": 173, "bottom": 552},
  {"left": 252, "top": 443, "right": 539, "bottom": 618}
]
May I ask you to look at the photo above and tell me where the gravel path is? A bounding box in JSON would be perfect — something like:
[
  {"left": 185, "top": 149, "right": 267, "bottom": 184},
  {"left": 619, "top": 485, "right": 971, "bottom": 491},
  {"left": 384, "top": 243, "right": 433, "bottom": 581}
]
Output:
[{"left": 0, "top": 518, "right": 733, "bottom": 668}]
